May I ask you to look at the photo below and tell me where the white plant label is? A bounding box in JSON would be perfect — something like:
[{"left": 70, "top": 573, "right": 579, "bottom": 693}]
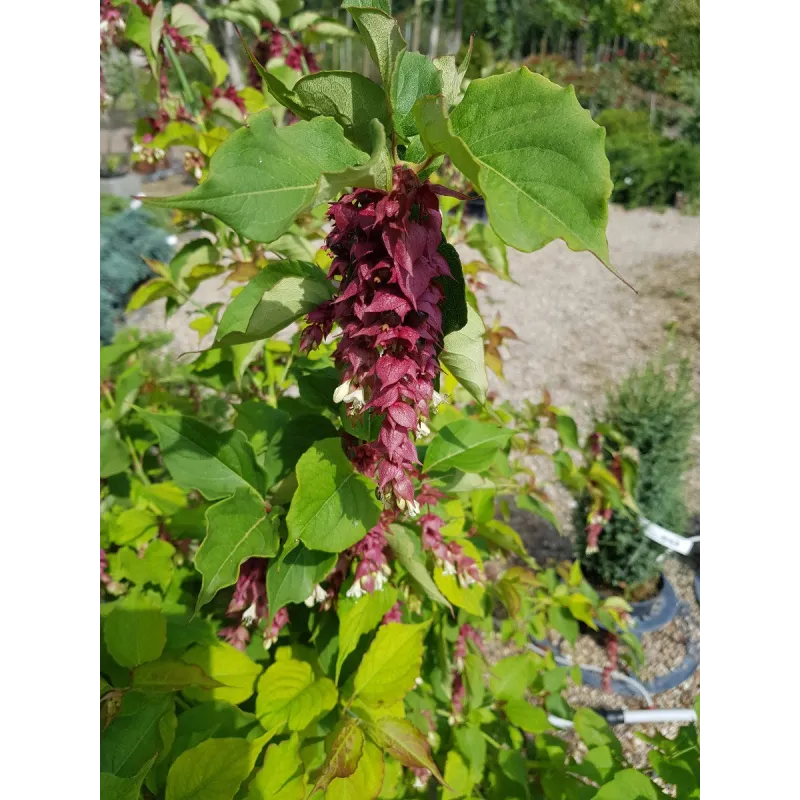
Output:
[{"left": 640, "top": 517, "right": 698, "bottom": 555}]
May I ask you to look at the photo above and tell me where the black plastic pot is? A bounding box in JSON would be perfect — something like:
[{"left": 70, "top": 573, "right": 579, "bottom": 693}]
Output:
[
  {"left": 627, "top": 574, "right": 679, "bottom": 637},
  {"left": 694, "top": 572, "right": 699, "bottom": 604}
]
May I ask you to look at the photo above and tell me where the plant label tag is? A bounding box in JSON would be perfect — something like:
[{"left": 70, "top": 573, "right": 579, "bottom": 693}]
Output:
[{"left": 640, "top": 517, "right": 697, "bottom": 555}]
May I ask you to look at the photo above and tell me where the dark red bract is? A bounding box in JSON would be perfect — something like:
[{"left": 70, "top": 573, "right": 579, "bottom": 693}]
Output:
[{"left": 302, "top": 166, "right": 453, "bottom": 514}]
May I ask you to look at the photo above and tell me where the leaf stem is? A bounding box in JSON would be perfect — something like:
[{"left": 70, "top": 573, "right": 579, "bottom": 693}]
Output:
[
  {"left": 125, "top": 436, "right": 150, "bottom": 485},
  {"left": 415, "top": 154, "right": 436, "bottom": 174}
]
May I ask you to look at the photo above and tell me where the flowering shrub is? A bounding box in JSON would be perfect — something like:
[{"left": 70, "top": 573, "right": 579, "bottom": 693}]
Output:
[{"left": 100, "top": 2, "right": 697, "bottom": 798}]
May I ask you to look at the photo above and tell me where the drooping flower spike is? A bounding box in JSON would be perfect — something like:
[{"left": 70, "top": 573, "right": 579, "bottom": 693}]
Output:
[{"left": 302, "top": 166, "right": 457, "bottom": 513}]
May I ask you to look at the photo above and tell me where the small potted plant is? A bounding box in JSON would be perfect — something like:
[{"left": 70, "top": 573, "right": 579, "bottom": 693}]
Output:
[
  {"left": 100, "top": 152, "right": 142, "bottom": 196},
  {"left": 567, "top": 351, "right": 699, "bottom": 630}
]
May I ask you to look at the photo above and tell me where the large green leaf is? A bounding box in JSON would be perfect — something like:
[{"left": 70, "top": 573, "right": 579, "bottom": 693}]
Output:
[
  {"left": 145, "top": 112, "right": 367, "bottom": 243},
  {"left": 414, "top": 69, "right": 613, "bottom": 267},
  {"left": 104, "top": 591, "right": 167, "bottom": 668},
  {"left": 423, "top": 419, "right": 511, "bottom": 474},
  {"left": 100, "top": 756, "right": 156, "bottom": 800},
  {"left": 364, "top": 717, "right": 445, "bottom": 785},
  {"left": 294, "top": 70, "right": 390, "bottom": 152},
  {"left": 181, "top": 642, "right": 262, "bottom": 705},
  {"left": 101, "top": 693, "right": 173, "bottom": 778},
  {"left": 131, "top": 660, "right": 224, "bottom": 693},
  {"left": 317, "top": 118, "right": 393, "bottom": 195},
  {"left": 309, "top": 720, "right": 364, "bottom": 796},
  {"left": 262, "top": 414, "right": 338, "bottom": 487},
  {"left": 165, "top": 736, "right": 267, "bottom": 800},
  {"left": 195, "top": 486, "right": 279, "bottom": 610},
  {"left": 440, "top": 305, "right": 488, "bottom": 404},
  {"left": 391, "top": 51, "right": 442, "bottom": 139},
  {"left": 143, "top": 412, "right": 265, "bottom": 500},
  {"left": 384, "top": 524, "right": 451, "bottom": 611},
  {"left": 343, "top": 2, "right": 406, "bottom": 92},
  {"left": 352, "top": 622, "right": 427, "bottom": 708},
  {"left": 101, "top": 419, "right": 130, "bottom": 478},
  {"left": 109, "top": 539, "right": 175, "bottom": 591},
  {"left": 214, "top": 261, "right": 334, "bottom": 347},
  {"left": 503, "top": 700, "right": 550, "bottom": 733},
  {"left": 286, "top": 438, "right": 382, "bottom": 553},
  {"left": 255, "top": 657, "right": 337, "bottom": 733},
  {"left": 335, "top": 586, "right": 398, "bottom": 682},
  {"left": 442, "top": 751, "right": 473, "bottom": 800},
  {"left": 327, "top": 740, "right": 384, "bottom": 800},
  {"left": 489, "top": 654, "right": 535, "bottom": 701},
  {"left": 593, "top": 769, "right": 661, "bottom": 800},
  {"left": 234, "top": 401, "right": 290, "bottom": 457},
  {"left": 247, "top": 734, "right": 305, "bottom": 799},
  {"left": 266, "top": 543, "right": 336, "bottom": 618}
]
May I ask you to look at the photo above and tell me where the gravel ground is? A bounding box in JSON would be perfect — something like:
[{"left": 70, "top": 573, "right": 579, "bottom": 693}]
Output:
[{"left": 126, "top": 199, "right": 701, "bottom": 769}]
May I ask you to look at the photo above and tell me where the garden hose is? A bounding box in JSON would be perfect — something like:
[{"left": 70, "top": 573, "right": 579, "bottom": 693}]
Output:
[{"left": 548, "top": 708, "right": 697, "bottom": 729}]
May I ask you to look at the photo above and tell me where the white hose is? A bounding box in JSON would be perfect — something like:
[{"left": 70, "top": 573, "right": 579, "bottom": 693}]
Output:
[
  {"left": 548, "top": 708, "right": 697, "bottom": 728},
  {"left": 527, "top": 642, "right": 655, "bottom": 707}
]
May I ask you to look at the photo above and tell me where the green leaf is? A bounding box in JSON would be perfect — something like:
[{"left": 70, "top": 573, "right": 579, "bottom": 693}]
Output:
[
  {"left": 391, "top": 51, "right": 442, "bottom": 139},
  {"left": 165, "top": 737, "right": 267, "bottom": 800},
  {"left": 286, "top": 438, "right": 382, "bottom": 553},
  {"left": 340, "top": 407, "right": 386, "bottom": 442},
  {"left": 593, "top": 769, "right": 661, "bottom": 800},
  {"left": 101, "top": 693, "right": 173, "bottom": 778},
  {"left": 150, "top": 1, "right": 166, "bottom": 61},
  {"left": 503, "top": 700, "right": 550, "bottom": 733},
  {"left": 326, "top": 740, "right": 384, "bottom": 800},
  {"left": 477, "top": 519, "right": 527, "bottom": 558},
  {"left": 570, "top": 745, "right": 620, "bottom": 784},
  {"left": 465, "top": 222, "right": 509, "bottom": 278},
  {"left": 143, "top": 412, "right": 265, "bottom": 500},
  {"left": 255, "top": 657, "right": 337, "bottom": 733},
  {"left": 352, "top": 622, "right": 427, "bottom": 708},
  {"left": 170, "top": 3, "right": 209, "bottom": 38},
  {"left": 423, "top": 419, "right": 511, "bottom": 474},
  {"left": 437, "top": 240, "right": 468, "bottom": 337},
  {"left": 440, "top": 305, "right": 488, "bottom": 404},
  {"left": 336, "top": 586, "right": 398, "bottom": 682},
  {"left": 109, "top": 507, "right": 159, "bottom": 547},
  {"left": 414, "top": 69, "right": 613, "bottom": 268},
  {"left": 310, "top": 720, "right": 364, "bottom": 796},
  {"left": 109, "top": 539, "right": 176, "bottom": 590},
  {"left": 433, "top": 564, "right": 485, "bottom": 616},
  {"left": 247, "top": 734, "right": 305, "bottom": 799},
  {"left": 441, "top": 751, "right": 472, "bottom": 800},
  {"left": 101, "top": 419, "right": 130, "bottom": 478},
  {"left": 266, "top": 543, "right": 336, "bottom": 618},
  {"left": 490, "top": 654, "right": 534, "bottom": 701},
  {"left": 555, "top": 414, "right": 581, "bottom": 450},
  {"left": 126, "top": 278, "right": 177, "bottom": 311},
  {"left": 131, "top": 660, "right": 224, "bottom": 693},
  {"left": 145, "top": 112, "right": 367, "bottom": 244},
  {"left": 100, "top": 756, "right": 157, "bottom": 800},
  {"left": 294, "top": 70, "right": 390, "bottom": 153},
  {"left": 125, "top": 3, "right": 154, "bottom": 65},
  {"left": 181, "top": 642, "right": 262, "bottom": 705},
  {"left": 548, "top": 604, "right": 580, "bottom": 645},
  {"left": 263, "top": 414, "right": 338, "bottom": 487},
  {"left": 104, "top": 591, "right": 167, "bottom": 668},
  {"left": 343, "top": 2, "right": 406, "bottom": 93},
  {"left": 136, "top": 481, "right": 189, "bottom": 516},
  {"left": 434, "top": 38, "right": 472, "bottom": 108},
  {"left": 200, "top": 42, "right": 229, "bottom": 86},
  {"left": 214, "top": 260, "right": 334, "bottom": 347},
  {"left": 454, "top": 726, "right": 486, "bottom": 785},
  {"left": 384, "top": 524, "right": 452, "bottom": 611},
  {"left": 573, "top": 708, "right": 622, "bottom": 755},
  {"left": 364, "top": 717, "right": 446, "bottom": 787},
  {"left": 317, "top": 118, "right": 393, "bottom": 195},
  {"left": 195, "top": 486, "right": 279, "bottom": 610}
]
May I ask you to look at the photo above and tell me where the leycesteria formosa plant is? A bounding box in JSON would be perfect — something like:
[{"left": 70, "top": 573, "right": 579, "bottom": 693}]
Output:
[{"left": 99, "top": 3, "right": 696, "bottom": 799}]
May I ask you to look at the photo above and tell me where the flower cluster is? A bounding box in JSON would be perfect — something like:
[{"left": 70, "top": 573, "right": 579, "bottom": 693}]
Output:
[
  {"left": 100, "top": 0, "right": 126, "bottom": 51},
  {"left": 163, "top": 23, "right": 193, "bottom": 55},
  {"left": 184, "top": 150, "right": 205, "bottom": 181},
  {"left": 219, "top": 558, "right": 289, "bottom": 651},
  {"left": 345, "top": 524, "right": 392, "bottom": 600},
  {"left": 585, "top": 507, "right": 613, "bottom": 554},
  {"left": 302, "top": 167, "right": 456, "bottom": 513},
  {"left": 602, "top": 634, "right": 619, "bottom": 693},
  {"left": 207, "top": 85, "right": 247, "bottom": 116},
  {"left": 249, "top": 22, "right": 319, "bottom": 88},
  {"left": 420, "top": 513, "right": 482, "bottom": 589},
  {"left": 450, "top": 623, "right": 485, "bottom": 721}
]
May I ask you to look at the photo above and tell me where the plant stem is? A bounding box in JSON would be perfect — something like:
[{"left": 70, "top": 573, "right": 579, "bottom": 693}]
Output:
[{"left": 125, "top": 436, "right": 150, "bottom": 485}]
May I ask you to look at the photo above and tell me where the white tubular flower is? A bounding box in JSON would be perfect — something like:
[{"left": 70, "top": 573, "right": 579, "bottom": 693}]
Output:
[
  {"left": 431, "top": 390, "right": 447, "bottom": 412},
  {"left": 241, "top": 602, "right": 258, "bottom": 626},
  {"left": 345, "top": 579, "right": 366, "bottom": 600},
  {"left": 342, "top": 385, "right": 365, "bottom": 411},
  {"left": 303, "top": 584, "right": 327, "bottom": 608},
  {"left": 458, "top": 572, "right": 477, "bottom": 589},
  {"left": 441, "top": 560, "right": 457, "bottom": 577},
  {"left": 406, "top": 499, "right": 421, "bottom": 518},
  {"left": 264, "top": 634, "right": 278, "bottom": 650},
  {"left": 333, "top": 379, "right": 352, "bottom": 404},
  {"left": 416, "top": 419, "right": 431, "bottom": 437},
  {"left": 373, "top": 571, "right": 387, "bottom": 592},
  {"left": 413, "top": 776, "right": 427, "bottom": 790},
  {"left": 415, "top": 677, "right": 423, "bottom": 687}
]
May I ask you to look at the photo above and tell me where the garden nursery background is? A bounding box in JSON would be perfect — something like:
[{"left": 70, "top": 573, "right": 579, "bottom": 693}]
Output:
[{"left": 99, "top": 2, "right": 701, "bottom": 799}]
